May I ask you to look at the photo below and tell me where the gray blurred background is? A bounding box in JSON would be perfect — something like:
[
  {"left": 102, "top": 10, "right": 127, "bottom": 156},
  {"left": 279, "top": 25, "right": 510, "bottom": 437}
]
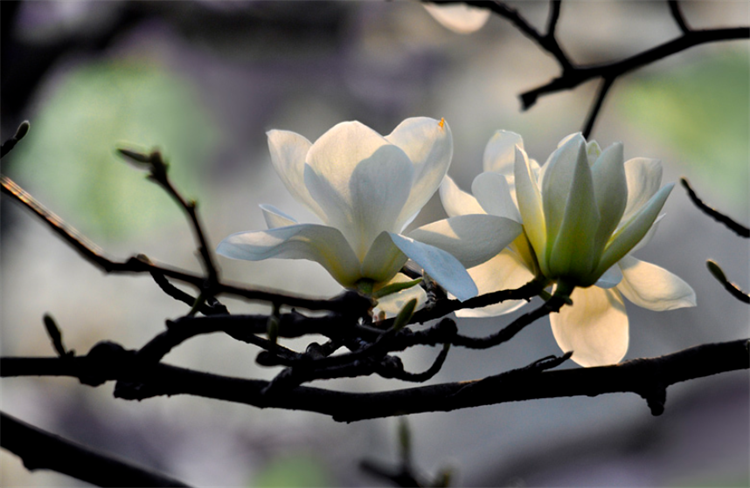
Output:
[{"left": 1, "top": 1, "right": 748, "bottom": 486}]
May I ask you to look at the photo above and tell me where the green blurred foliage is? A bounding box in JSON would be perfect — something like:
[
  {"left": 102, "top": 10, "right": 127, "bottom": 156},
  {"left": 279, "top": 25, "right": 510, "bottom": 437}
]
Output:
[
  {"left": 11, "top": 59, "right": 218, "bottom": 241},
  {"left": 620, "top": 51, "right": 749, "bottom": 209},
  {"left": 251, "top": 452, "right": 331, "bottom": 488}
]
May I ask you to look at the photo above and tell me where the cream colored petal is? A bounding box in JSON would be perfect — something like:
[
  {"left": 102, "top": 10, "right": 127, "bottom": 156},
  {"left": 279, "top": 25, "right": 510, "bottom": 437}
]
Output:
[
  {"left": 423, "top": 3, "right": 491, "bottom": 34},
  {"left": 388, "top": 233, "right": 478, "bottom": 301},
  {"left": 216, "top": 224, "right": 362, "bottom": 287},
  {"left": 550, "top": 287, "right": 629, "bottom": 367},
  {"left": 266, "top": 130, "right": 325, "bottom": 219},
  {"left": 386, "top": 117, "right": 453, "bottom": 230},
  {"left": 408, "top": 214, "right": 522, "bottom": 269},
  {"left": 483, "top": 130, "right": 524, "bottom": 174},
  {"left": 439, "top": 175, "right": 485, "bottom": 218},
  {"left": 456, "top": 249, "right": 536, "bottom": 318},
  {"left": 305, "top": 121, "right": 414, "bottom": 259},
  {"left": 590, "top": 142, "right": 627, "bottom": 256},
  {"left": 374, "top": 273, "right": 427, "bottom": 317},
  {"left": 622, "top": 157, "right": 663, "bottom": 223},
  {"left": 259, "top": 204, "right": 297, "bottom": 229},
  {"left": 471, "top": 172, "right": 521, "bottom": 222},
  {"left": 616, "top": 256, "right": 696, "bottom": 311},
  {"left": 361, "top": 231, "right": 409, "bottom": 284},
  {"left": 596, "top": 183, "right": 673, "bottom": 277},
  {"left": 513, "top": 146, "right": 546, "bottom": 269},
  {"left": 594, "top": 264, "right": 623, "bottom": 289}
]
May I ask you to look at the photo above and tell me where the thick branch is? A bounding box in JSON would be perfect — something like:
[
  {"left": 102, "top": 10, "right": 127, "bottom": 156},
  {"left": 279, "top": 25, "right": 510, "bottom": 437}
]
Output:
[
  {"left": 2, "top": 339, "right": 747, "bottom": 422},
  {"left": 1, "top": 412, "right": 191, "bottom": 487}
]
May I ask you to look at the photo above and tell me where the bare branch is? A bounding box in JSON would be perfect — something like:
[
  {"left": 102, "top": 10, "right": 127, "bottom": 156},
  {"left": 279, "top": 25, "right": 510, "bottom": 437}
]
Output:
[
  {"left": 668, "top": 0, "right": 691, "bottom": 34},
  {"left": 581, "top": 77, "right": 615, "bottom": 139},
  {"left": 706, "top": 260, "right": 750, "bottom": 304},
  {"left": 681, "top": 178, "right": 750, "bottom": 237},
  {"left": 1, "top": 411, "right": 191, "bottom": 487}
]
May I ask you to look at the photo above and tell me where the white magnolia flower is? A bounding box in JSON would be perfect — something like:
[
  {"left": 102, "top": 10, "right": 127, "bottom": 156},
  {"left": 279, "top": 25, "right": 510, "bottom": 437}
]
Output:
[
  {"left": 423, "top": 3, "right": 490, "bottom": 34},
  {"left": 217, "top": 118, "right": 521, "bottom": 314},
  {"left": 441, "top": 131, "right": 696, "bottom": 366}
]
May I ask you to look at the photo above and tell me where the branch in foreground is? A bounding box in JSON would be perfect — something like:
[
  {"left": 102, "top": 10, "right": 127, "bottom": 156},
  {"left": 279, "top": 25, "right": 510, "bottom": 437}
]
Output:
[
  {"left": 1, "top": 411, "right": 191, "bottom": 487},
  {"left": 2, "top": 339, "right": 747, "bottom": 422},
  {"left": 681, "top": 178, "right": 750, "bottom": 238}
]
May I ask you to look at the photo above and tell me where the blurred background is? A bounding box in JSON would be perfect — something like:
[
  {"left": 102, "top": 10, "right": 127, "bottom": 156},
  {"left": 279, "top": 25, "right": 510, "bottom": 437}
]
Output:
[{"left": 1, "top": 1, "right": 748, "bottom": 486}]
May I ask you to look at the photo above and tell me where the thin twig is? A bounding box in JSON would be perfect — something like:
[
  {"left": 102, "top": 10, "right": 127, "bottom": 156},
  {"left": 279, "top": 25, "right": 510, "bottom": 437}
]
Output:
[
  {"left": 1, "top": 120, "right": 30, "bottom": 158},
  {"left": 582, "top": 76, "right": 615, "bottom": 139},
  {"left": 668, "top": 0, "right": 691, "bottom": 34},
  {"left": 681, "top": 178, "right": 750, "bottom": 237},
  {"left": 706, "top": 260, "right": 750, "bottom": 304}
]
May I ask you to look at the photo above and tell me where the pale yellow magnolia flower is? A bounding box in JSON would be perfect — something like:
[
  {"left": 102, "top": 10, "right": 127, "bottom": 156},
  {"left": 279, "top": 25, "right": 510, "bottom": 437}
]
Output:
[
  {"left": 441, "top": 131, "right": 696, "bottom": 366},
  {"left": 422, "top": 2, "right": 491, "bottom": 34},
  {"left": 217, "top": 118, "right": 521, "bottom": 314}
]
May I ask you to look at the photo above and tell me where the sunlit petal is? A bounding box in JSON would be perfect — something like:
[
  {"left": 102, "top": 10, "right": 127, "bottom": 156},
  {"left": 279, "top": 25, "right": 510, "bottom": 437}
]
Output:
[
  {"left": 471, "top": 171, "right": 521, "bottom": 222},
  {"left": 439, "top": 175, "right": 485, "bottom": 218},
  {"left": 550, "top": 286, "right": 628, "bottom": 367},
  {"left": 622, "top": 157, "right": 663, "bottom": 223},
  {"left": 514, "top": 146, "right": 546, "bottom": 267},
  {"left": 266, "top": 130, "right": 325, "bottom": 219},
  {"left": 617, "top": 256, "right": 696, "bottom": 311},
  {"left": 590, "top": 142, "right": 627, "bottom": 256},
  {"left": 388, "top": 233, "right": 478, "bottom": 301},
  {"left": 408, "top": 214, "right": 522, "bottom": 268},
  {"left": 386, "top": 117, "right": 453, "bottom": 229},
  {"left": 456, "top": 249, "right": 535, "bottom": 317},
  {"left": 423, "top": 3, "right": 491, "bottom": 34},
  {"left": 483, "top": 130, "right": 524, "bottom": 174},
  {"left": 216, "top": 224, "right": 362, "bottom": 287},
  {"left": 260, "top": 204, "right": 297, "bottom": 229}
]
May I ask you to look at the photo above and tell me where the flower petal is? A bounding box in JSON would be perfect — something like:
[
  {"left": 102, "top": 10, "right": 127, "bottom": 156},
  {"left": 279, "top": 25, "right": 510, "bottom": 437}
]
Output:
[
  {"left": 471, "top": 172, "right": 521, "bottom": 222},
  {"left": 595, "top": 264, "right": 623, "bottom": 289},
  {"left": 361, "top": 231, "right": 409, "bottom": 283},
  {"left": 439, "top": 175, "right": 485, "bottom": 218},
  {"left": 266, "top": 130, "right": 325, "bottom": 219},
  {"left": 483, "top": 130, "right": 523, "bottom": 174},
  {"left": 387, "top": 233, "right": 478, "bottom": 301},
  {"left": 374, "top": 273, "right": 428, "bottom": 317},
  {"left": 548, "top": 140, "right": 601, "bottom": 284},
  {"left": 513, "top": 146, "right": 546, "bottom": 267},
  {"left": 622, "top": 157, "right": 663, "bottom": 223},
  {"left": 386, "top": 117, "right": 453, "bottom": 230},
  {"left": 216, "top": 224, "right": 362, "bottom": 287},
  {"left": 591, "top": 142, "right": 627, "bottom": 256},
  {"left": 260, "top": 204, "right": 297, "bottom": 229},
  {"left": 408, "top": 214, "right": 522, "bottom": 269},
  {"left": 305, "top": 121, "right": 414, "bottom": 259},
  {"left": 456, "top": 249, "right": 535, "bottom": 317},
  {"left": 550, "top": 286, "right": 629, "bottom": 367},
  {"left": 616, "top": 256, "right": 696, "bottom": 311},
  {"left": 596, "top": 183, "right": 673, "bottom": 277},
  {"left": 423, "top": 3, "right": 491, "bottom": 34}
]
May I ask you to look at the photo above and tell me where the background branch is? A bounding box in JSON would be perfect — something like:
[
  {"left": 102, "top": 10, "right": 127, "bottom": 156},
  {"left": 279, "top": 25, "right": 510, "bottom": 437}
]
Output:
[{"left": 681, "top": 178, "right": 750, "bottom": 237}]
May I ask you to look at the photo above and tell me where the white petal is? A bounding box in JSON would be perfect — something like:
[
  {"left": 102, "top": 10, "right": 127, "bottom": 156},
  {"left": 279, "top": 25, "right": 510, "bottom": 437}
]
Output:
[
  {"left": 483, "top": 130, "right": 523, "bottom": 174},
  {"left": 630, "top": 215, "right": 663, "bottom": 254},
  {"left": 471, "top": 172, "right": 521, "bottom": 222},
  {"left": 266, "top": 130, "right": 325, "bottom": 219},
  {"left": 548, "top": 140, "right": 601, "bottom": 284},
  {"left": 374, "top": 273, "right": 427, "bottom": 317},
  {"left": 596, "top": 183, "right": 673, "bottom": 277},
  {"left": 550, "top": 287, "right": 629, "bottom": 367},
  {"left": 361, "top": 231, "right": 409, "bottom": 284},
  {"left": 304, "top": 121, "right": 414, "bottom": 259},
  {"left": 408, "top": 214, "right": 522, "bottom": 269},
  {"left": 439, "top": 175, "right": 485, "bottom": 218},
  {"left": 616, "top": 256, "right": 696, "bottom": 311},
  {"left": 216, "top": 224, "right": 362, "bottom": 287},
  {"left": 542, "top": 134, "right": 587, "bottom": 253},
  {"left": 623, "top": 157, "right": 663, "bottom": 223},
  {"left": 423, "top": 3, "right": 491, "bottom": 34},
  {"left": 513, "top": 146, "right": 546, "bottom": 267},
  {"left": 388, "top": 233, "right": 478, "bottom": 301},
  {"left": 456, "top": 249, "right": 535, "bottom": 318},
  {"left": 591, "top": 142, "right": 627, "bottom": 255},
  {"left": 386, "top": 117, "right": 453, "bottom": 230},
  {"left": 259, "top": 204, "right": 297, "bottom": 229}
]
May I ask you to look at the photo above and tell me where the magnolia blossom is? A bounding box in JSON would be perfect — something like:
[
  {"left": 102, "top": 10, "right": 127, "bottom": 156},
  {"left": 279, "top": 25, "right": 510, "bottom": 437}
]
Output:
[
  {"left": 423, "top": 3, "right": 491, "bottom": 34},
  {"left": 217, "top": 118, "right": 521, "bottom": 314},
  {"left": 441, "top": 131, "right": 696, "bottom": 366}
]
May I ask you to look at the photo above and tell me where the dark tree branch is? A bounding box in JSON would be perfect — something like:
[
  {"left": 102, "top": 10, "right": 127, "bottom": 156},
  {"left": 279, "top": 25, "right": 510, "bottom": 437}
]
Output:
[
  {"left": 0, "top": 120, "right": 30, "bottom": 158},
  {"left": 581, "top": 76, "right": 615, "bottom": 139},
  {"left": 1, "top": 412, "right": 191, "bottom": 487},
  {"left": 706, "top": 260, "right": 750, "bottom": 304},
  {"left": 3, "top": 339, "right": 746, "bottom": 421},
  {"left": 668, "top": 0, "right": 691, "bottom": 34},
  {"left": 681, "top": 178, "right": 750, "bottom": 237}
]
